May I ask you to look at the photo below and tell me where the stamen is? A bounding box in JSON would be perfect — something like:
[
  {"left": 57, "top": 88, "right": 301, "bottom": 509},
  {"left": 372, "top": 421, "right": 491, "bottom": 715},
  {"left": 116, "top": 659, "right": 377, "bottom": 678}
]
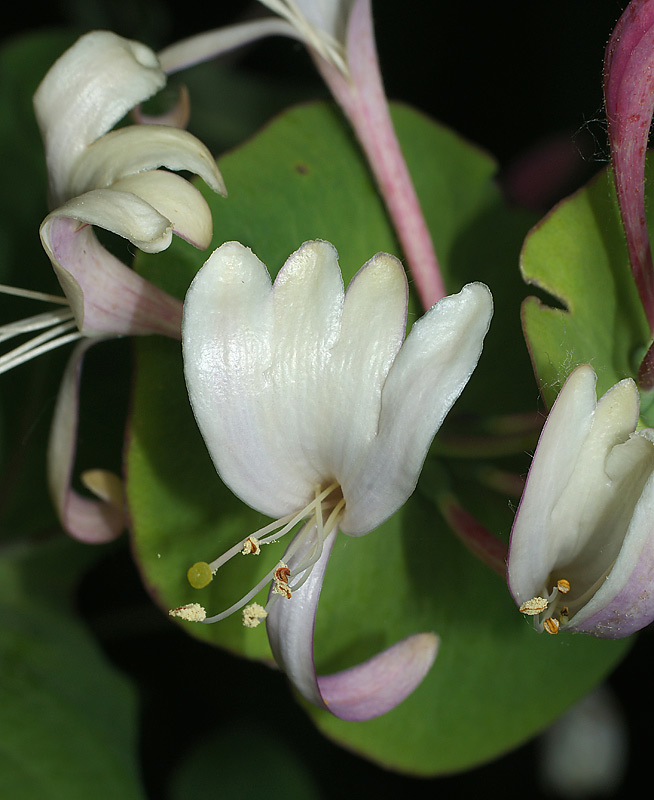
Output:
[
  {"left": 556, "top": 578, "right": 571, "bottom": 594},
  {"left": 0, "top": 284, "right": 69, "bottom": 304},
  {"left": 183, "top": 481, "right": 346, "bottom": 627},
  {"left": 0, "top": 285, "right": 82, "bottom": 374},
  {"left": 242, "top": 603, "right": 268, "bottom": 628},
  {"left": 187, "top": 561, "right": 213, "bottom": 589},
  {"left": 169, "top": 603, "right": 207, "bottom": 621},
  {"left": 0, "top": 320, "right": 82, "bottom": 375},
  {"left": 241, "top": 536, "right": 261, "bottom": 555},
  {"left": 519, "top": 596, "right": 549, "bottom": 616},
  {"left": 543, "top": 617, "right": 560, "bottom": 635}
]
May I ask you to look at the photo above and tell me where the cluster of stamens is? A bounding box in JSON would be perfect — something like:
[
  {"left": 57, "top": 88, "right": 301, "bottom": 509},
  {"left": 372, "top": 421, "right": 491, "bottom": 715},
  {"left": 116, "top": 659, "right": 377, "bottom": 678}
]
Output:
[
  {"left": 169, "top": 482, "right": 345, "bottom": 628},
  {"left": 519, "top": 578, "right": 571, "bottom": 635},
  {"left": 0, "top": 284, "right": 81, "bottom": 375}
]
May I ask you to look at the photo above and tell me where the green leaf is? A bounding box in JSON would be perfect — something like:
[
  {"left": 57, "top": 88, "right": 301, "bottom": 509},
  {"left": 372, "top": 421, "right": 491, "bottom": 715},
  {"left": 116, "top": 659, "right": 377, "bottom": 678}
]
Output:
[
  {"left": 0, "top": 539, "right": 145, "bottom": 800},
  {"left": 127, "top": 101, "right": 628, "bottom": 775},
  {"left": 521, "top": 161, "right": 651, "bottom": 409}
]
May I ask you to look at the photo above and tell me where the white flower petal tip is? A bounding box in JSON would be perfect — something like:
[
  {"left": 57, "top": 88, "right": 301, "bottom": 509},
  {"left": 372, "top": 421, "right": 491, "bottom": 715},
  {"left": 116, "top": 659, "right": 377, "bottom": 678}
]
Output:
[
  {"left": 507, "top": 364, "right": 654, "bottom": 639},
  {"left": 181, "top": 239, "right": 489, "bottom": 714},
  {"left": 316, "top": 633, "right": 439, "bottom": 721}
]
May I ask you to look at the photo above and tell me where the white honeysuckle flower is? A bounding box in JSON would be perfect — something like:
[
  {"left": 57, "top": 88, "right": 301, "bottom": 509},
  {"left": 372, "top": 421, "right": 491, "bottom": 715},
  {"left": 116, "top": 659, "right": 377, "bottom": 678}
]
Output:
[
  {"left": 1, "top": 31, "right": 224, "bottom": 543},
  {"left": 175, "top": 239, "right": 493, "bottom": 720},
  {"left": 34, "top": 30, "right": 226, "bottom": 345},
  {"left": 508, "top": 364, "right": 654, "bottom": 638}
]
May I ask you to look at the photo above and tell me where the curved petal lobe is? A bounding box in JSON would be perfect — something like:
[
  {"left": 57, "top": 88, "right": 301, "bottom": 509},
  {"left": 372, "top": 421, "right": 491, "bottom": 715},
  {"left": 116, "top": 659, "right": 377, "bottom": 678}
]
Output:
[
  {"left": 47, "top": 340, "right": 125, "bottom": 543},
  {"left": 266, "top": 523, "right": 438, "bottom": 720}
]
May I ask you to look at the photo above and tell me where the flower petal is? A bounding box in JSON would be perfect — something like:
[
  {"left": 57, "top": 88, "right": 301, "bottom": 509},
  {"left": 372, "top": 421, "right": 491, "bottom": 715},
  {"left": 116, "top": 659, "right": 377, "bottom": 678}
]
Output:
[
  {"left": 111, "top": 171, "right": 214, "bottom": 250},
  {"left": 68, "top": 125, "right": 226, "bottom": 199},
  {"left": 566, "top": 443, "right": 654, "bottom": 637},
  {"left": 158, "top": 18, "right": 299, "bottom": 74},
  {"left": 34, "top": 31, "right": 166, "bottom": 204},
  {"left": 317, "top": 632, "right": 438, "bottom": 721},
  {"left": 47, "top": 340, "right": 125, "bottom": 543},
  {"left": 40, "top": 216, "right": 182, "bottom": 338},
  {"left": 507, "top": 366, "right": 645, "bottom": 608},
  {"left": 321, "top": 252, "right": 407, "bottom": 487},
  {"left": 44, "top": 189, "right": 173, "bottom": 254},
  {"left": 266, "top": 523, "right": 438, "bottom": 720},
  {"left": 341, "top": 282, "right": 493, "bottom": 534},
  {"left": 183, "top": 241, "right": 410, "bottom": 518},
  {"left": 184, "top": 240, "right": 346, "bottom": 516},
  {"left": 507, "top": 365, "right": 598, "bottom": 603}
]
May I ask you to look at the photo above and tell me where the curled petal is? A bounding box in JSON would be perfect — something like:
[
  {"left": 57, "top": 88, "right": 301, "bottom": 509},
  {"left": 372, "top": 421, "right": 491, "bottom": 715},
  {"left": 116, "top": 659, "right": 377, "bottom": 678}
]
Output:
[
  {"left": 47, "top": 340, "right": 125, "bottom": 543},
  {"left": 266, "top": 524, "right": 438, "bottom": 719},
  {"left": 34, "top": 31, "right": 166, "bottom": 204},
  {"left": 40, "top": 216, "right": 182, "bottom": 338},
  {"left": 44, "top": 189, "right": 173, "bottom": 254},
  {"left": 68, "top": 125, "right": 226, "bottom": 199},
  {"left": 111, "top": 171, "right": 214, "bottom": 249}
]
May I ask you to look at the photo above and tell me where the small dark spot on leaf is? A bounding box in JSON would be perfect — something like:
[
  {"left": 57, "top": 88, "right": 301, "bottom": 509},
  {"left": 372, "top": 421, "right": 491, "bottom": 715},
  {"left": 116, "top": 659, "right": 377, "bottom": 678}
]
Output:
[{"left": 294, "top": 163, "right": 310, "bottom": 175}]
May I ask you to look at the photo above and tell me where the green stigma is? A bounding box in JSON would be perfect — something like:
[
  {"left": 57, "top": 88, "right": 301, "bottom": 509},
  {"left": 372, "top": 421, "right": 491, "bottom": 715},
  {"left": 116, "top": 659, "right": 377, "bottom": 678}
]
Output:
[{"left": 187, "top": 561, "right": 213, "bottom": 589}]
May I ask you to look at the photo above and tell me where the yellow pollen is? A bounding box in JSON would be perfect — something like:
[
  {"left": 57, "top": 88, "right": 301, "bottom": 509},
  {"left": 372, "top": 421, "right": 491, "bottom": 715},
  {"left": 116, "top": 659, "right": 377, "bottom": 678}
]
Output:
[
  {"left": 543, "top": 617, "right": 560, "bottom": 635},
  {"left": 169, "top": 603, "right": 206, "bottom": 622},
  {"left": 241, "top": 536, "right": 261, "bottom": 555},
  {"left": 519, "top": 596, "right": 549, "bottom": 616},
  {"left": 187, "top": 561, "right": 213, "bottom": 589},
  {"left": 556, "top": 578, "right": 571, "bottom": 594},
  {"left": 242, "top": 603, "right": 268, "bottom": 628}
]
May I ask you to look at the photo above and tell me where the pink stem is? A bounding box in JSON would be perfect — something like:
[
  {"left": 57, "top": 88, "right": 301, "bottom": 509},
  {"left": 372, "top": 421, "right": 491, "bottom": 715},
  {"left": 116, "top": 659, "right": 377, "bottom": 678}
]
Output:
[
  {"left": 316, "top": 0, "right": 446, "bottom": 309},
  {"left": 438, "top": 492, "right": 508, "bottom": 577}
]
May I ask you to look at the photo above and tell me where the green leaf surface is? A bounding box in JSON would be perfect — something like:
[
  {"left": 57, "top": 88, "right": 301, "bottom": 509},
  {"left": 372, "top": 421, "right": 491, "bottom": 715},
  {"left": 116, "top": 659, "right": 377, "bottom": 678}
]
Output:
[
  {"left": 0, "top": 539, "right": 144, "bottom": 800},
  {"left": 521, "top": 161, "right": 651, "bottom": 410},
  {"left": 127, "top": 101, "right": 628, "bottom": 775}
]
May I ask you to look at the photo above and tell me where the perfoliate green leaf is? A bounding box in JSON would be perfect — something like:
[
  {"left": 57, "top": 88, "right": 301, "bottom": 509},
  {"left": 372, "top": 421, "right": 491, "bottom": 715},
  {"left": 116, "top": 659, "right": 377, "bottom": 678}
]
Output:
[
  {"left": 128, "top": 101, "right": 628, "bottom": 775},
  {"left": 521, "top": 160, "right": 651, "bottom": 411}
]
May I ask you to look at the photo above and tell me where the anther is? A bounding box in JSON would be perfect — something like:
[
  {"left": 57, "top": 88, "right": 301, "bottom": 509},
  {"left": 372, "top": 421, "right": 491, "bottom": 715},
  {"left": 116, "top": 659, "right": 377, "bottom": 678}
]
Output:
[
  {"left": 241, "top": 536, "right": 261, "bottom": 555},
  {"left": 274, "top": 564, "right": 291, "bottom": 584},
  {"left": 543, "top": 617, "right": 560, "bottom": 635},
  {"left": 169, "top": 603, "right": 207, "bottom": 622},
  {"left": 242, "top": 603, "right": 268, "bottom": 628},
  {"left": 519, "top": 596, "right": 549, "bottom": 616},
  {"left": 187, "top": 561, "right": 213, "bottom": 589},
  {"left": 556, "top": 578, "right": 571, "bottom": 594},
  {"left": 560, "top": 606, "right": 569, "bottom": 618}
]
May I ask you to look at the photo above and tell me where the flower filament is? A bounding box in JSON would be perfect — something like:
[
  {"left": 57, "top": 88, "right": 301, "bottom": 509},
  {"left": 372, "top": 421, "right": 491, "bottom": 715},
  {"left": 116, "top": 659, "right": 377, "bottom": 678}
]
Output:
[
  {"left": 0, "top": 284, "right": 81, "bottom": 375},
  {"left": 178, "top": 481, "right": 346, "bottom": 627}
]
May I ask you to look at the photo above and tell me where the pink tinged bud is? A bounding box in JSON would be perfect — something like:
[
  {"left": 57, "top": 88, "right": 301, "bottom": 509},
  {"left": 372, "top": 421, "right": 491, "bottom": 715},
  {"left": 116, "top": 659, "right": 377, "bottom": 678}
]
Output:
[
  {"left": 508, "top": 364, "right": 654, "bottom": 638},
  {"left": 604, "top": 0, "right": 654, "bottom": 333}
]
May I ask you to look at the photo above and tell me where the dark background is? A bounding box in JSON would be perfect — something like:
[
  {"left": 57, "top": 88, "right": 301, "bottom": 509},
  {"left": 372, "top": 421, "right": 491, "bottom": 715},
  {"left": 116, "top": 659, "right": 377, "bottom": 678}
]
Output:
[{"left": 2, "top": 2, "right": 647, "bottom": 798}]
